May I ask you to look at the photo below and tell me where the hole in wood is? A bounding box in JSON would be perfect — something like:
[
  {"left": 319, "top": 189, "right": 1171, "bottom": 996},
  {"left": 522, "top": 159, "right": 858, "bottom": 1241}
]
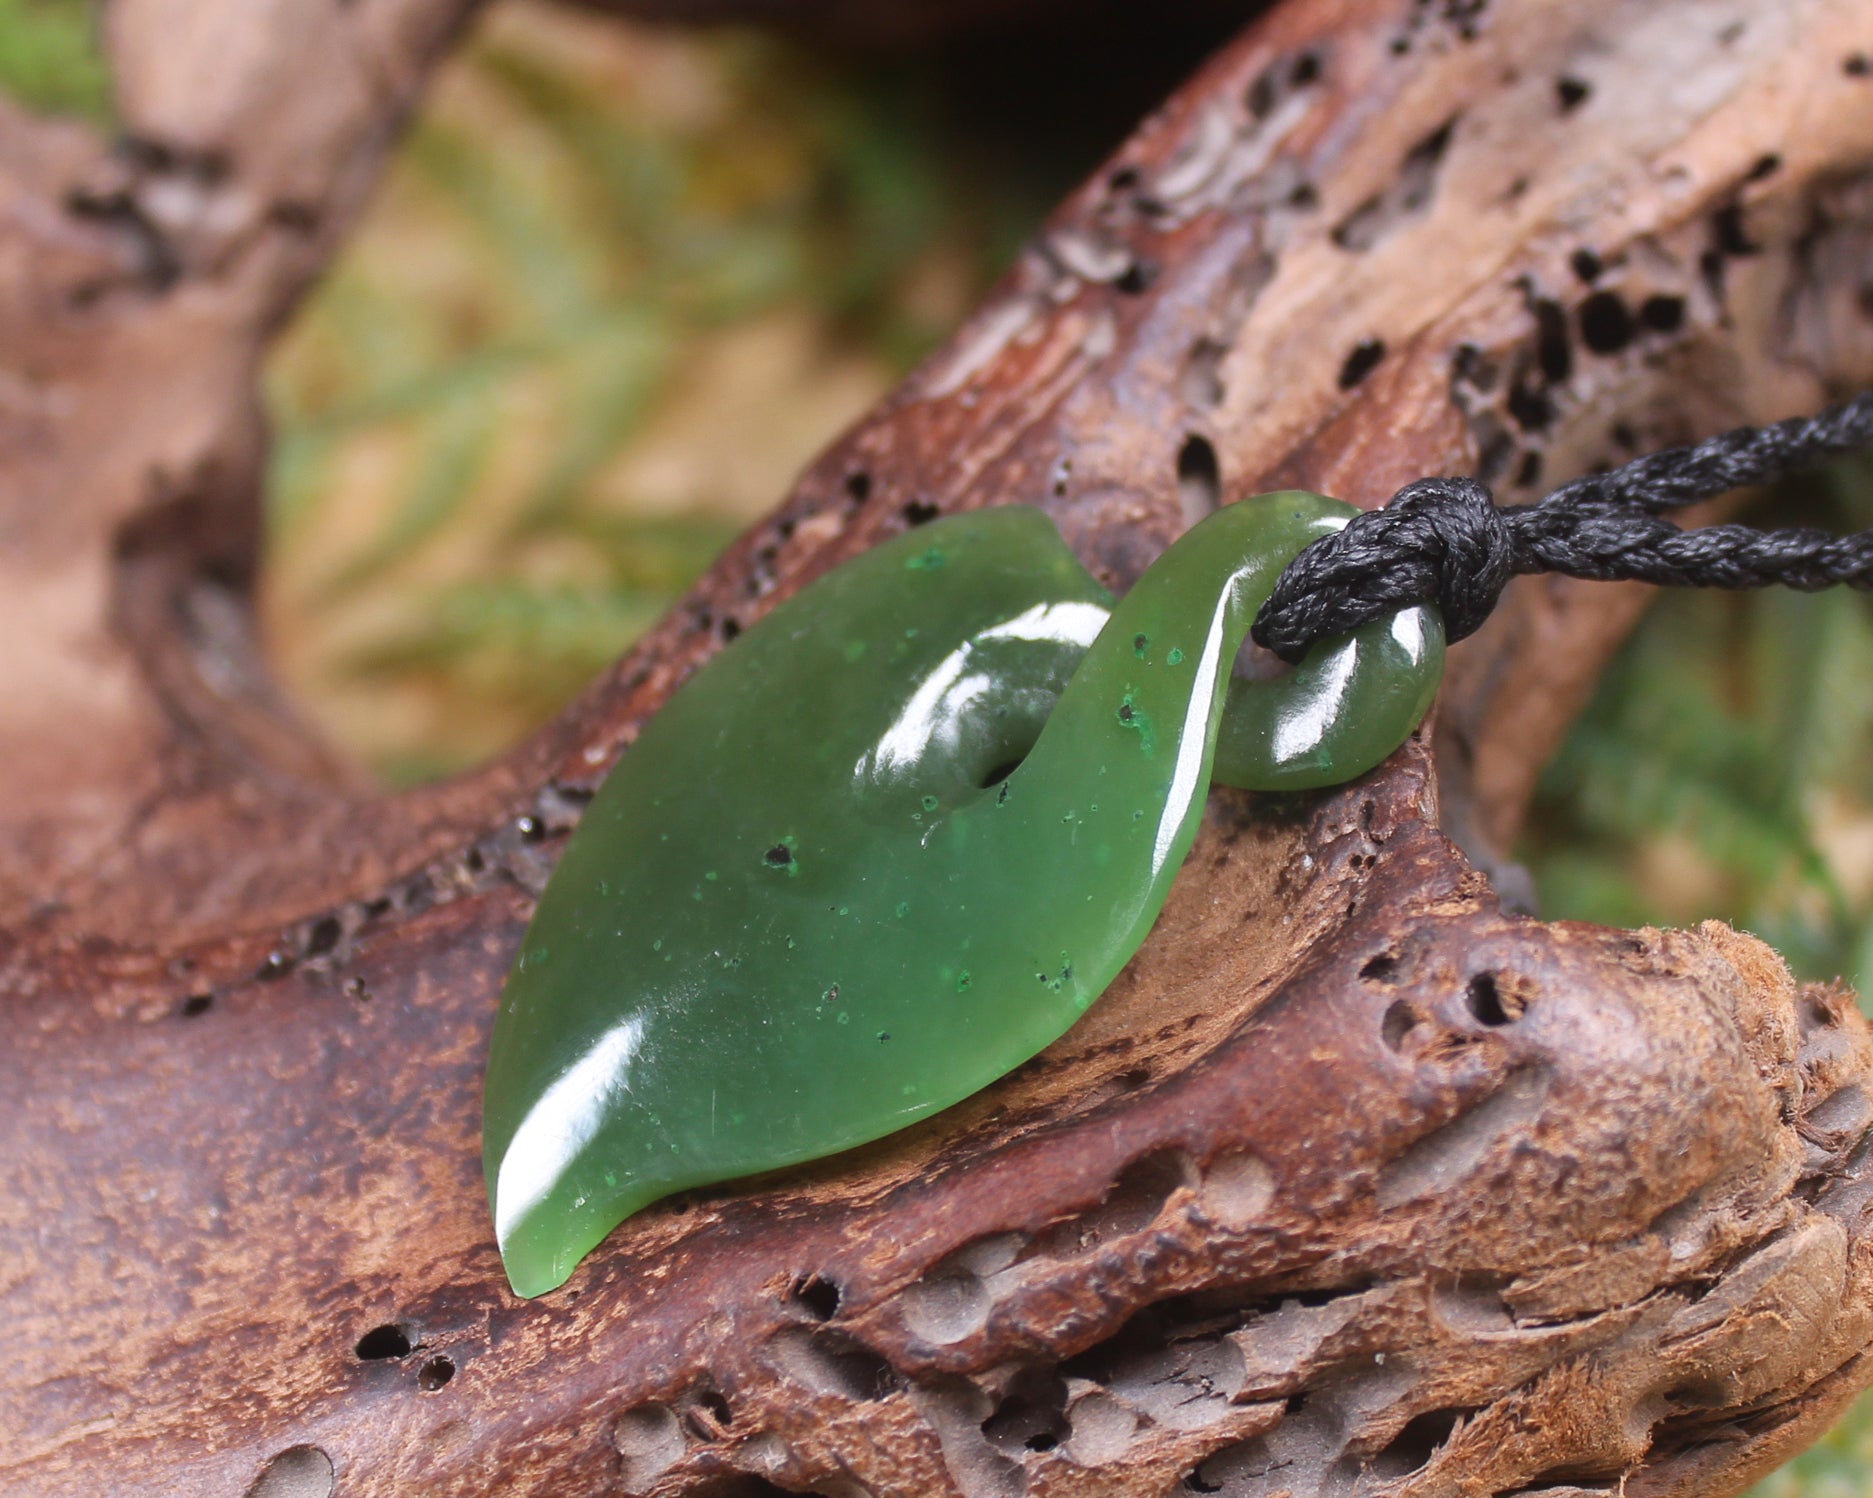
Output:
[
  {"left": 244, "top": 1446, "right": 334, "bottom": 1498},
  {"left": 613, "top": 1403, "right": 685, "bottom": 1487},
  {"left": 1639, "top": 293, "right": 1686, "bottom": 333},
  {"left": 1332, "top": 116, "right": 1457, "bottom": 250},
  {"left": 1378, "top": 1069, "right": 1548, "bottom": 1208},
  {"left": 1467, "top": 972, "right": 1528, "bottom": 1024},
  {"left": 1199, "top": 1148, "right": 1274, "bottom": 1227},
  {"left": 1338, "top": 338, "right": 1386, "bottom": 389},
  {"left": 1578, "top": 291, "right": 1634, "bottom": 354},
  {"left": 1176, "top": 434, "right": 1221, "bottom": 524},
  {"left": 789, "top": 1274, "right": 841, "bottom": 1321},
  {"left": 684, "top": 1387, "right": 734, "bottom": 1439},
  {"left": 1532, "top": 297, "right": 1571, "bottom": 384},
  {"left": 304, "top": 915, "right": 341, "bottom": 958},
  {"left": 1382, "top": 999, "right": 1422, "bottom": 1050},
  {"left": 1034, "top": 1149, "right": 1191, "bottom": 1259},
  {"left": 901, "top": 1268, "right": 990, "bottom": 1345},
  {"left": 1115, "top": 259, "right": 1157, "bottom": 295},
  {"left": 354, "top": 1323, "right": 412, "bottom": 1360},
  {"left": 981, "top": 1372, "right": 1070, "bottom": 1455},
  {"left": 1371, "top": 1406, "right": 1474, "bottom": 1476},
  {"left": 772, "top": 1327, "right": 900, "bottom": 1402}
]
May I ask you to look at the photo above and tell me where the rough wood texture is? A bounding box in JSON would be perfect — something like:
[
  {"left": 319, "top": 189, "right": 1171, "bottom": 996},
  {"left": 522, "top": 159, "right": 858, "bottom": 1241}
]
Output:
[{"left": 6, "top": 1, "right": 1873, "bottom": 1495}]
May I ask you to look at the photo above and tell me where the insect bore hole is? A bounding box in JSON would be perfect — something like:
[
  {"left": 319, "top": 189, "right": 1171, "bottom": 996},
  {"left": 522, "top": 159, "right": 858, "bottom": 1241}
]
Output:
[{"left": 354, "top": 1323, "right": 413, "bottom": 1361}]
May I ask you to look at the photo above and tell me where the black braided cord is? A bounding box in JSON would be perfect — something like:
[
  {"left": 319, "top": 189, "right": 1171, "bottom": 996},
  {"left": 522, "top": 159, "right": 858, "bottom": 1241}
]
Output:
[{"left": 1250, "top": 391, "right": 1873, "bottom": 663}]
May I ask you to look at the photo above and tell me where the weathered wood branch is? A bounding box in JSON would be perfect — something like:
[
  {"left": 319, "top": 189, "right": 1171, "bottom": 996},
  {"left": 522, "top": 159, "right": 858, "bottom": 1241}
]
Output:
[{"left": 5, "top": 1, "right": 1873, "bottom": 1495}]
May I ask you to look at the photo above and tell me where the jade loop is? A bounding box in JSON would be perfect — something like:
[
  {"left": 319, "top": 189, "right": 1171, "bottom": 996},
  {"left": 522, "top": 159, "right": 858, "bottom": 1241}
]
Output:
[{"left": 482, "top": 492, "right": 1444, "bottom": 1296}]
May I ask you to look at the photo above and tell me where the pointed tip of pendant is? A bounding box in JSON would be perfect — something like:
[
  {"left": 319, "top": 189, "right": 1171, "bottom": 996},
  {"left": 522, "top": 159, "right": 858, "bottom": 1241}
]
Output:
[
  {"left": 500, "top": 1250, "right": 573, "bottom": 1301},
  {"left": 489, "top": 1165, "right": 668, "bottom": 1300},
  {"left": 489, "top": 1182, "right": 583, "bottom": 1299},
  {"left": 492, "top": 1201, "right": 587, "bottom": 1299}
]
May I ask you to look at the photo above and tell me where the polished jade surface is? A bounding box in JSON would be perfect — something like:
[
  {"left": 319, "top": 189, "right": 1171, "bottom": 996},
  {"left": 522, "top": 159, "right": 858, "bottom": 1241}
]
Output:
[{"left": 483, "top": 493, "right": 1443, "bottom": 1296}]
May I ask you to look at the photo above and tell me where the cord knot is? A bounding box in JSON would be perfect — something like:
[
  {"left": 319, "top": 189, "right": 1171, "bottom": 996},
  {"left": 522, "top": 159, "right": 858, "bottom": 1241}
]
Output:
[
  {"left": 1251, "top": 392, "right": 1873, "bottom": 663},
  {"left": 1252, "top": 477, "right": 1514, "bottom": 663}
]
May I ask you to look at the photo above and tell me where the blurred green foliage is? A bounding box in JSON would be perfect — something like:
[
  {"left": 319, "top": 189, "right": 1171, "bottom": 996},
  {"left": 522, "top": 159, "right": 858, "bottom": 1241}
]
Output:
[
  {"left": 1754, "top": 1392, "right": 1873, "bottom": 1498},
  {"left": 3, "top": 0, "right": 1872, "bottom": 1483},
  {"left": 0, "top": 0, "right": 107, "bottom": 120},
  {"left": 1521, "top": 466, "right": 1873, "bottom": 1497},
  {"left": 1524, "top": 461, "right": 1873, "bottom": 999},
  {"left": 265, "top": 14, "right": 1055, "bottom": 780}
]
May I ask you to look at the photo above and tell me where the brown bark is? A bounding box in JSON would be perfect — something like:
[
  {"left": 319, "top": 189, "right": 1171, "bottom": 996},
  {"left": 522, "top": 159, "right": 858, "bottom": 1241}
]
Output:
[{"left": 5, "top": 1, "right": 1873, "bottom": 1495}]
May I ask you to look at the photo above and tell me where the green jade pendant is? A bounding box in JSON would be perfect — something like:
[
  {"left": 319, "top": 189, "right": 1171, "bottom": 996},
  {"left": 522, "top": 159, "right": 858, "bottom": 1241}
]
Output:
[{"left": 483, "top": 492, "right": 1443, "bottom": 1296}]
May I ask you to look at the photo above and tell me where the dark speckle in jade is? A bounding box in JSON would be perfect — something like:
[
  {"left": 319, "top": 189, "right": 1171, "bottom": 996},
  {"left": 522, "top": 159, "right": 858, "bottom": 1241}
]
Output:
[
  {"left": 763, "top": 840, "right": 798, "bottom": 875},
  {"left": 1116, "top": 692, "right": 1157, "bottom": 756}
]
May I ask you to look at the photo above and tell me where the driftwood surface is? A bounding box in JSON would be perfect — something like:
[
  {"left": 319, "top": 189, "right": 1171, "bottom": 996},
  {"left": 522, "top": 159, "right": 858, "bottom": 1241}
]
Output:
[{"left": 7, "top": 1, "right": 1873, "bottom": 1495}]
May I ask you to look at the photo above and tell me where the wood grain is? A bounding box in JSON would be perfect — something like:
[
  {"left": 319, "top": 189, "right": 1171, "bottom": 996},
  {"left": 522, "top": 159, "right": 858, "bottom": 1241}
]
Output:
[{"left": 5, "top": 1, "right": 1873, "bottom": 1494}]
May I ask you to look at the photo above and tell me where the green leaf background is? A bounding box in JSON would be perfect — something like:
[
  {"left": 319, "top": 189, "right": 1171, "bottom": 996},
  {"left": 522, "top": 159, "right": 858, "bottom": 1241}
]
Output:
[{"left": 9, "top": 1, "right": 1873, "bottom": 1485}]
